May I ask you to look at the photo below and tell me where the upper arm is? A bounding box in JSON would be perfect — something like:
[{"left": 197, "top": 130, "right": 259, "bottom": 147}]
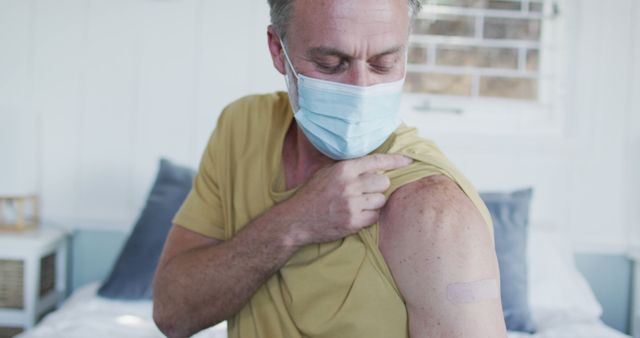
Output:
[
  {"left": 379, "top": 175, "right": 506, "bottom": 337},
  {"left": 171, "top": 110, "right": 229, "bottom": 240}
]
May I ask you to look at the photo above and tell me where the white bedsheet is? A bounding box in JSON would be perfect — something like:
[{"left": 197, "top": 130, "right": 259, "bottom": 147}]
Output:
[
  {"left": 16, "top": 282, "right": 629, "bottom": 338},
  {"left": 507, "top": 314, "right": 630, "bottom": 338},
  {"left": 16, "top": 283, "right": 226, "bottom": 338}
]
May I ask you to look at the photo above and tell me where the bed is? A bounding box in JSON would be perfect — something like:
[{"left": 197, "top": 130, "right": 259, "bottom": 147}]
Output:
[
  {"left": 15, "top": 226, "right": 630, "bottom": 338},
  {"left": 12, "top": 162, "right": 631, "bottom": 337}
]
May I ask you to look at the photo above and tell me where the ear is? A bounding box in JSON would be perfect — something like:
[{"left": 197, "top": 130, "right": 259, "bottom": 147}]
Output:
[{"left": 267, "top": 25, "right": 286, "bottom": 75}]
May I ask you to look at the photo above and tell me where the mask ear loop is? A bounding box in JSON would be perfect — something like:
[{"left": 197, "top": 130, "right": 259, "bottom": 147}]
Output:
[
  {"left": 279, "top": 36, "right": 301, "bottom": 113},
  {"left": 400, "top": 46, "right": 409, "bottom": 82},
  {"left": 279, "top": 37, "right": 300, "bottom": 80}
]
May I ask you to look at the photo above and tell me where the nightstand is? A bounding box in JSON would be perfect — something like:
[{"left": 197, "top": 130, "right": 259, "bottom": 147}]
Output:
[
  {"left": 0, "top": 227, "right": 69, "bottom": 336},
  {"left": 631, "top": 248, "right": 640, "bottom": 338}
]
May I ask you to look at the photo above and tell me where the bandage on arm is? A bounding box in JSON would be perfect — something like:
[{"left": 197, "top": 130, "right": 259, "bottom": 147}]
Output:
[
  {"left": 379, "top": 176, "right": 507, "bottom": 337},
  {"left": 447, "top": 278, "right": 500, "bottom": 304}
]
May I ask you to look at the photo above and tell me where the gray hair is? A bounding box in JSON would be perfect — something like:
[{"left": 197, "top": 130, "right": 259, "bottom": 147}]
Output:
[{"left": 268, "top": 0, "right": 423, "bottom": 40}]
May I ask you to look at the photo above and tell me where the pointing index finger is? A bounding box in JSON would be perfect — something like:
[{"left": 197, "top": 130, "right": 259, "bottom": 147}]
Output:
[{"left": 353, "top": 154, "right": 413, "bottom": 174}]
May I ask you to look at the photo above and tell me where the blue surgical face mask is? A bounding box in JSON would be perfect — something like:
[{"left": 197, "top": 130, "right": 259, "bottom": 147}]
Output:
[{"left": 281, "top": 41, "right": 405, "bottom": 160}]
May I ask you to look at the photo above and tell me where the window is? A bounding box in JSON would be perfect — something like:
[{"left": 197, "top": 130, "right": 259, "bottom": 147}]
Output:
[{"left": 403, "top": 0, "right": 566, "bottom": 135}]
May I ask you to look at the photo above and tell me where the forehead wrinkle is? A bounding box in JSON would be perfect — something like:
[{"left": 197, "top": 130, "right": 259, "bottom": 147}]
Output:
[
  {"left": 328, "top": 14, "right": 403, "bottom": 31},
  {"left": 364, "top": 30, "right": 400, "bottom": 38},
  {"left": 306, "top": 46, "right": 351, "bottom": 59},
  {"left": 331, "top": 0, "right": 403, "bottom": 19},
  {"left": 330, "top": 13, "right": 400, "bottom": 25},
  {"left": 290, "top": 0, "right": 410, "bottom": 59}
]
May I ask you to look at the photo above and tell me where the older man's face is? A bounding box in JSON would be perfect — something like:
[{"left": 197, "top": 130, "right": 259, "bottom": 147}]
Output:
[{"left": 282, "top": 0, "right": 410, "bottom": 87}]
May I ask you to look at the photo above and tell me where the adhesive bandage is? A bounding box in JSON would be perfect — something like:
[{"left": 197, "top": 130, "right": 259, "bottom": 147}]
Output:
[{"left": 446, "top": 278, "right": 499, "bottom": 304}]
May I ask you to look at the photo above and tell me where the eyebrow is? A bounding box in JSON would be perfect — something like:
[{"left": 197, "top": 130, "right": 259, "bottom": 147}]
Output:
[{"left": 305, "top": 45, "right": 404, "bottom": 60}]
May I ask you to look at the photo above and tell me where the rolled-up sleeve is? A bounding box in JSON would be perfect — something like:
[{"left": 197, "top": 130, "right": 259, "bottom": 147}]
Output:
[{"left": 172, "top": 114, "right": 227, "bottom": 240}]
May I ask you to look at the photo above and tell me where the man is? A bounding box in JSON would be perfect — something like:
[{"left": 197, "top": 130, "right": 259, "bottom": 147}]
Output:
[{"left": 153, "top": 0, "right": 507, "bottom": 337}]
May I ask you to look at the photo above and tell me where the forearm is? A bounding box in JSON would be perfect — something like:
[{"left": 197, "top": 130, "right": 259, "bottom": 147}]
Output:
[
  {"left": 153, "top": 203, "right": 300, "bottom": 337},
  {"left": 153, "top": 154, "right": 413, "bottom": 337}
]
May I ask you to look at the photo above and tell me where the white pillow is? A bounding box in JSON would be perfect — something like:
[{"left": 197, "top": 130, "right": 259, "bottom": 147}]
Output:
[{"left": 526, "top": 227, "right": 603, "bottom": 328}]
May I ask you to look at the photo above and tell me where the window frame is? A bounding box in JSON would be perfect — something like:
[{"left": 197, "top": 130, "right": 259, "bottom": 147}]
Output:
[{"left": 401, "top": 0, "right": 568, "bottom": 136}]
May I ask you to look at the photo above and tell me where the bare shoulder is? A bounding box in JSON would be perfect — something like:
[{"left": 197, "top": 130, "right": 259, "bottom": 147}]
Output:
[
  {"left": 379, "top": 174, "right": 491, "bottom": 250},
  {"left": 378, "top": 175, "right": 505, "bottom": 336}
]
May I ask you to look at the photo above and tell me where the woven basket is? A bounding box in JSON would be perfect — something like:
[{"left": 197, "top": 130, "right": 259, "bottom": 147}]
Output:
[
  {"left": 0, "top": 326, "right": 24, "bottom": 338},
  {"left": 0, "top": 260, "right": 23, "bottom": 309},
  {"left": 0, "top": 253, "right": 56, "bottom": 309}
]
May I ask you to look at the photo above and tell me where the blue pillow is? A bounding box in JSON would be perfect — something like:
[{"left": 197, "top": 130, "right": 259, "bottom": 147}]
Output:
[
  {"left": 480, "top": 188, "right": 536, "bottom": 333},
  {"left": 98, "top": 158, "right": 195, "bottom": 299}
]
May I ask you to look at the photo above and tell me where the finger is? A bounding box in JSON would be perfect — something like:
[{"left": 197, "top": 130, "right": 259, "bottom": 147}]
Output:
[
  {"left": 351, "top": 154, "right": 413, "bottom": 175},
  {"left": 354, "top": 210, "right": 381, "bottom": 228},
  {"left": 357, "top": 173, "right": 391, "bottom": 193},
  {"left": 355, "top": 193, "right": 387, "bottom": 211}
]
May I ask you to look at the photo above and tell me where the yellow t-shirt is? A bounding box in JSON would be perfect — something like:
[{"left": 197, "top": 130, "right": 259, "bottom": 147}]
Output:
[{"left": 173, "top": 92, "right": 493, "bottom": 338}]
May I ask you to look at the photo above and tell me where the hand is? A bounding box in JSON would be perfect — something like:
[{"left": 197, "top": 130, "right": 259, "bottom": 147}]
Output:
[{"left": 282, "top": 153, "right": 413, "bottom": 246}]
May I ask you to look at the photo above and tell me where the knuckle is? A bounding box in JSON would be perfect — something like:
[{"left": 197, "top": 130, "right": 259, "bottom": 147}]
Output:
[
  {"left": 333, "top": 170, "right": 346, "bottom": 181},
  {"left": 373, "top": 154, "right": 385, "bottom": 166},
  {"left": 379, "top": 175, "right": 391, "bottom": 189}
]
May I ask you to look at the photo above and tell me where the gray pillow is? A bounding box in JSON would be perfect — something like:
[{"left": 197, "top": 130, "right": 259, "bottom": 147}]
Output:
[
  {"left": 480, "top": 188, "right": 536, "bottom": 333},
  {"left": 98, "top": 158, "right": 195, "bottom": 299}
]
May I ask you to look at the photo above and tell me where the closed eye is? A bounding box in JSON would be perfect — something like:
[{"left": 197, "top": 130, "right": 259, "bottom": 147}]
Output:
[
  {"left": 370, "top": 64, "right": 393, "bottom": 74},
  {"left": 316, "top": 60, "right": 349, "bottom": 74}
]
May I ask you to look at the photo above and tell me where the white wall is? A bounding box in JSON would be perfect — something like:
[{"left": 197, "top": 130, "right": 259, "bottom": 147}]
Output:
[
  {"left": 564, "top": 0, "right": 639, "bottom": 252},
  {"left": 0, "top": 0, "right": 638, "bottom": 253},
  {"left": 0, "top": 1, "right": 39, "bottom": 196},
  {"left": 0, "top": 0, "right": 282, "bottom": 228},
  {"left": 627, "top": 0, "right": 640, "bottom": 250}
]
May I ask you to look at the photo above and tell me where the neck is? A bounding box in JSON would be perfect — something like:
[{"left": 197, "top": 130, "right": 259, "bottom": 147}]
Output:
[{"left": 283, "top": 121, "right": 335, "bottom": 189}]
